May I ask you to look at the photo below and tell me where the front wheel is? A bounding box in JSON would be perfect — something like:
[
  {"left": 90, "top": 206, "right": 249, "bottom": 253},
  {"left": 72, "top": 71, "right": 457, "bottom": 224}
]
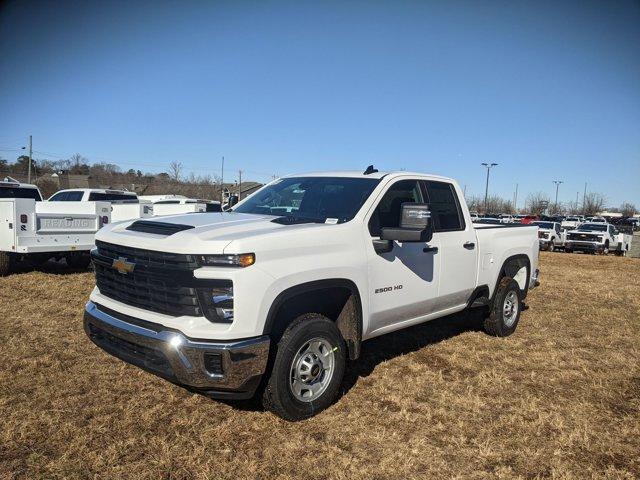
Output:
[
  {"left": 602, "top": 242, "right": 610, "bottom": 255},
  {"left": 263, "top": 314, "right": 346, "bottom": 421},
  {"left": 483, "top": 277, "right": 523, "bottom": 337},
  {"left": 548, "top": 240, "right": 555, "bottom": 252}
]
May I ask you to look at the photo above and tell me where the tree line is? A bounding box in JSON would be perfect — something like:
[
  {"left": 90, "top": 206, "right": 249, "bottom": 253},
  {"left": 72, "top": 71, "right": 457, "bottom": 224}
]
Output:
[{"left": 0, "top": 154, "right": 233, "bottom": 200}]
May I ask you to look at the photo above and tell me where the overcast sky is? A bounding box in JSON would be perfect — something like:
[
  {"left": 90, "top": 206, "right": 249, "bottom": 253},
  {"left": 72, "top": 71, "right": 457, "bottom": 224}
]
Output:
[{"left": 1, "top": 0, "right": 638, "bottom": 207}]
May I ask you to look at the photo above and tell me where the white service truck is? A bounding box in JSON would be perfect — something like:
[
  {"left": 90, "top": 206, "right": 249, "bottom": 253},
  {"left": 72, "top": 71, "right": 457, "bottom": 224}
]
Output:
[
  {"left": 532, "top": 221, "right": 566, "bottom": 251},
  {"left": 565, "top": 222, "right": 632, "bottom": 255},
  {"left": 1, "top": 180, "right": 111, "bottom": 275},
  {"left": 49, "top": 188, "right": 153, "bottom": 222},
  {"left": 139, "top": 195, "right": 214, "bottom": 215},
  {"left": 83, "top": 169, "right": 540, "bottom": 420}
]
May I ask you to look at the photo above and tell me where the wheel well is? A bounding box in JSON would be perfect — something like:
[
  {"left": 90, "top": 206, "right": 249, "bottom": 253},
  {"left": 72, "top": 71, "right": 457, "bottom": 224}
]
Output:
[
  {"left": 264, "top": 280, "right": 363, "bottom": 360},
  {"left": 494, "top": 255, "right": 531, "bottom": 301}
]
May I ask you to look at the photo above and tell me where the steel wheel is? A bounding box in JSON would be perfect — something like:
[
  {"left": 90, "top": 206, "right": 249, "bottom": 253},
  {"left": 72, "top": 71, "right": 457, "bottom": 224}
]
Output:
[
  {"left": 289, "top": 337, "right": 336, "bottom": 402},
  {"left": 503, "top": 290, "right": 519, "bottom": 327}
]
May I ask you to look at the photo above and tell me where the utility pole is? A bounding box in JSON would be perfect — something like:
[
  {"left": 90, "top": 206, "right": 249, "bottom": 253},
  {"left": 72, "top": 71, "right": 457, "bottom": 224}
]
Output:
[
  {"left": 553, "top": 180, "right": 563, "bottom": 212},
  {"left": 238, "top": 170, "right": 243, "bottom": 201},
  {"left": 513, "top": 183, "right": 518, "bottom": 212},
  {"left": 481, "top": 163, "right": 498, "bottom": 213},
  {"left": 27, "top": 135, "right": 32, "bottom": 183},
  {"left": 582, "top": 182, "right": 587, "bottom": 214},
  {"left": 220, "top": 156, "right": 224, "bottom": 203}
]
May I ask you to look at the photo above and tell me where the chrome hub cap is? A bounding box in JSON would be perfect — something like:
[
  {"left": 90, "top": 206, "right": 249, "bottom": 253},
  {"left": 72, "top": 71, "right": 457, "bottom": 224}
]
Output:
[
  {"left": 503, "top": 291, "right": 519, "bottom": 327},
  {"left": 290, "top": 338, "right": 335, "bottom": 402}
]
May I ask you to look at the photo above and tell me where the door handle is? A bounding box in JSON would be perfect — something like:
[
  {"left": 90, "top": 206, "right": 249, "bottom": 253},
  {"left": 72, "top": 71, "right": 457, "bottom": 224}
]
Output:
[
  {"left": 463, "top": 242, "right": 475, "bottom": 250},
  {"left": 423, "top": 246, "right": 438, "bottom": 253}
]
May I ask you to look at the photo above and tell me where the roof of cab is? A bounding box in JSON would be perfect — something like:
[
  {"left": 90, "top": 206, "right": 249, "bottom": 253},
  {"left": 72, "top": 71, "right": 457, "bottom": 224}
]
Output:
[
  {"left": 55, "top": 188, "right": 136, "bottom": 195},
  {"left": 281, "top": 170, "right": 455, "bottom": 183}
]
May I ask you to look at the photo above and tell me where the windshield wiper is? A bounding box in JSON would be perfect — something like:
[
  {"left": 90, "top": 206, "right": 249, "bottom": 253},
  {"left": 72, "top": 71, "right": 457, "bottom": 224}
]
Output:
[{"left": 271, "top": 216, "right": 323, "bottom": 225}]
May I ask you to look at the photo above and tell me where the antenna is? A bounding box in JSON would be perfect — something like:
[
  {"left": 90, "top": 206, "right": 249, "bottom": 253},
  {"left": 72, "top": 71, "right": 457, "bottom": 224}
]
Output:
[{"left": 363, "top": 165, "right": 378, "bottom": 175}]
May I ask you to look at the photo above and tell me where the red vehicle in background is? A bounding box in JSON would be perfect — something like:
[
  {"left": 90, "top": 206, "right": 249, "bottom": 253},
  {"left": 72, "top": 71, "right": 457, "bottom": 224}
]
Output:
[{"left": 514, "top": 214, "right": 539, "bottom": 224}]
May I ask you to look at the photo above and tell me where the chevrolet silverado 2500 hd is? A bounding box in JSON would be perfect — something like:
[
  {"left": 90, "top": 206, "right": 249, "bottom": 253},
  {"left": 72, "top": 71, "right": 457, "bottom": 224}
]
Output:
[
  {"left": 84, "top": 169, "right": 540, "bottom": 420},
  {"left": 565, "top": 222, "right": 632, "bottom": 255}
]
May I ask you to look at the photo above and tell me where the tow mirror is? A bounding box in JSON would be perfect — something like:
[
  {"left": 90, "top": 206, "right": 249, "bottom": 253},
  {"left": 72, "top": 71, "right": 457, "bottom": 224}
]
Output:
[{"left": 381, "top": 203, "right": 433, "bottom": 243}]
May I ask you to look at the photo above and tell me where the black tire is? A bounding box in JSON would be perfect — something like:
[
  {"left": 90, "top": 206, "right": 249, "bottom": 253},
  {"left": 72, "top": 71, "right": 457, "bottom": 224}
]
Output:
[
  {"left": 483, "top": 277, "right": 522, "bottom": 337},
  {"left": 66, "top": 252, "right": 91, "bottom": 269},
  {"left": 548, "top": 240, "right": 555, "bottom": 252},
  {"left": 565, "top": 248, "right": 572, "bottom": 254},
  {"left": 602, "top": 242, "right": 609, "bottom": 255},
  {"left": 0, "top": 251, "right": 12, "bottom": 276},
  {"left": 262, "top": 314, "right": 346, "bottom": 421}
]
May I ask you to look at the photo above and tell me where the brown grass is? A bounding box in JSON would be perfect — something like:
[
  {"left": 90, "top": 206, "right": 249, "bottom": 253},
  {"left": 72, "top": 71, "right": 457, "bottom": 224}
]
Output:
[{"left": 1, "top": 252, "right": 639, "bottom": 479}]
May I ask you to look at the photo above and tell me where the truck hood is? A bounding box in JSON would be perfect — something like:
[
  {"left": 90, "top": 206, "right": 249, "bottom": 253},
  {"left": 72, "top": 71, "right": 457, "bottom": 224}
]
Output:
[{"left": 96, "top": 212, "right": 327, "bottom": 253}]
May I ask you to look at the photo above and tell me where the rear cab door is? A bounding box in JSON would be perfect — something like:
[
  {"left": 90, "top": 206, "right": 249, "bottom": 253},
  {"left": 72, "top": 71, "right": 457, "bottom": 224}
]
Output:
[{"left": 422, "top": 179, "right": 478, "bottom": 311}]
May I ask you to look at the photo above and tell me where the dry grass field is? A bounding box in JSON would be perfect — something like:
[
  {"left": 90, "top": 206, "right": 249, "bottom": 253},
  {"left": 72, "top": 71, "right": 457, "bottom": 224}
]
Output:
[{"left": 1, "top": 252, "right": 639, "bottom": 479}]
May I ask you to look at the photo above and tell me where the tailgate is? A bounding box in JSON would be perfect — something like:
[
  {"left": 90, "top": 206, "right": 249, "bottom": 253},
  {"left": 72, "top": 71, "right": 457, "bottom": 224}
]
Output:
[{"left": 34, "top": 201, "right": 110, "bottom": 233}]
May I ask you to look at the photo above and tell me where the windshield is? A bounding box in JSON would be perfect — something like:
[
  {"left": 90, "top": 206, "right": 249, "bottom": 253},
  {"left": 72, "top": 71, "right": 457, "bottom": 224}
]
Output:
[
  {"left": 233, "top": 177, "right": 380, "bottom": 223},
  {"left": 578, "top": 224, "right": 606, "bottom": 232},
  {"left": 533, "top": 221, "right": 554, "bottom": 229},
  {"left": 0, "top": 186, "right": 42, "bottom": 201}
]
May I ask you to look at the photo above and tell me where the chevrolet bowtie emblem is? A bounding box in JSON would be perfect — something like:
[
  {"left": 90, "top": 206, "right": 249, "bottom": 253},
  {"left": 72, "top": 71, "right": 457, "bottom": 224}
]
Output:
[{"left": 112, "top": 256, "right": 135, "bottom": 274}]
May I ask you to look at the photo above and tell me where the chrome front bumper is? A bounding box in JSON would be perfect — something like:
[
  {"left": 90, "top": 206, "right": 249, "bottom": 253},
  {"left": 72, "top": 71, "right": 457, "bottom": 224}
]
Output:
[{"left": 84, "top": 301, "right": 270, "bottom": 399}]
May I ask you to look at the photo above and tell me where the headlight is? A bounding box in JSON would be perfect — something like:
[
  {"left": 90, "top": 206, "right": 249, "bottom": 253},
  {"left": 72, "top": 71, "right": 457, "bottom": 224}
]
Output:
[
  {"left": 597, "top": 236, "right": 603, "bottom": 242},
  {"left": 198, "top": 253, "right": 255, "bottom": 267},
  {"left": 197, "top": 284, "right": 234, "bottom": 323}
]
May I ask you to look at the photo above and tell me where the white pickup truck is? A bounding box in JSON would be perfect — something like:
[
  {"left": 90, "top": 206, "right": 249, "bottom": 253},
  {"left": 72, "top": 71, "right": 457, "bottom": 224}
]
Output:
[
  {"left": 565, "top": 222, "right": 633, "bottom": 255},
  {"left": 1, "top": 180, "right": 111, "bottom": 275},
  {"left": 83, "top": 169, "right": 540, "bottom": 420},
  {"left": 532, "top": 221, "right": 566, "bottom": 251},
  {"left": 49, "top": 188, "right": 153, "bottom": 222}
]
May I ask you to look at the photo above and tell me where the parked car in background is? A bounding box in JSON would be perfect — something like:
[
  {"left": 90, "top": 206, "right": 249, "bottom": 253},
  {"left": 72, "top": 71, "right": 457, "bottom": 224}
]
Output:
[
  {"left": 1, "top": 179, "right": 110, "bottom": 275},
  {"left": 138, "top": 195, "right": 212, "bottom": 215},
  {"left": 590, "top": 216, "right": 607, "bottom": 224},
  {"left": 470, "top": 212, "right": 480, "bottom": 222},
  {"left": 499, "top": 214, "right": 514, "bottom": 224},
  {"left": 475, "top": 217, "right": 503, "bottom": 225},
  {"left": 83, "top": 168, "right": 540, "bottom": 420},
  {"left": 49, "top": 188, "right": 152, "bottom": 222},
  {"left": 532, "top": 221, "right": 565, "bottom": 251},
  {"left": 565, "top": 222, "right": 632, "bottom": 255},
  {"left": 561, "top": 215, "right": 582, "bottom": 231}
]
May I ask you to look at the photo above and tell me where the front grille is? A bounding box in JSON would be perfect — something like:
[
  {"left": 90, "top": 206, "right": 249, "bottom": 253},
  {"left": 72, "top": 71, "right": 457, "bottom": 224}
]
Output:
[
  {"left": 93, "top": 241, "right": 231, "bottom": 321},
  {"left": 568, "top": 233, "right": 599, "bottom": 241},
  {"left": 94, "top": 263, "right": 202, "bottom": 317}
]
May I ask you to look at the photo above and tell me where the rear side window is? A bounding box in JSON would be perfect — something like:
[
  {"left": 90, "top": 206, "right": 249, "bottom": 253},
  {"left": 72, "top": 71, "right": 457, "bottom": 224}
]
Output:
[
  {"left": 88, "top": 192, "right": 138, "bottom": 202},
  {"left": 423, "top": 181, "right": 464, "bottom": 232},
  {"left": 50, "top": 191, "right": 83, "bottom": 201},
  {"left": 206, "top": 203, "right": 222, "bottom": 212},
  {"left": 0, "top": 187, "right": 42, "bottom": 201}
]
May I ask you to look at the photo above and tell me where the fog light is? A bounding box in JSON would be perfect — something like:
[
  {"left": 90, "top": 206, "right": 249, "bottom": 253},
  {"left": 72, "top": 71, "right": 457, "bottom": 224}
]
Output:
[{"left": 197, "top": 284, "right": 234, "bottom": 323}]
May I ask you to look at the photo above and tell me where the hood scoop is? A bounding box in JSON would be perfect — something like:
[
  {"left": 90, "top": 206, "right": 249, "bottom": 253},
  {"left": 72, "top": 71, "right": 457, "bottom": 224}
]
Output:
[{"left": 125, "top": 220, "right": 195, "bottom": 236}]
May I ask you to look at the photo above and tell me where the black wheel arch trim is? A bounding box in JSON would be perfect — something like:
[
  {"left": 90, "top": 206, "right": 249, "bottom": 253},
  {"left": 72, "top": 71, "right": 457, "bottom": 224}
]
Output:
[
  {"left": 492, "top": 254, "right": 531, "bottom": 301},
  {"left": 263, "top": 279, "right": 363, "bottom": 359}
]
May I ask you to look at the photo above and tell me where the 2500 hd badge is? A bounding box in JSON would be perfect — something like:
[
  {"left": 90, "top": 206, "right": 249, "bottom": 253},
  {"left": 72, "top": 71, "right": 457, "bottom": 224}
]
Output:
[{"left": 375, "top": 285, "right": 403, "bottom": 294}]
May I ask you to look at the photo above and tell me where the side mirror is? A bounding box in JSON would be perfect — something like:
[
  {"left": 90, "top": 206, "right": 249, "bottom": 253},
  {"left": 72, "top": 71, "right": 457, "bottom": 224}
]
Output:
[
  {"left": 227, "top": 195, "right": 239, "bottom": 208},
  {"left": 381, "top": 203, "right": 433, "bottom": 243}
]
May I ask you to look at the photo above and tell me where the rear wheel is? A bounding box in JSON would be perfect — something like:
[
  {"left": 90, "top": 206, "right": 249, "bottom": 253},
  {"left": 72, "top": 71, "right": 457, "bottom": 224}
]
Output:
[
  {"left": 483, "top": 277, "right": 522, "bottom": 337},
  {"left": 0, "top": 251, "right": 12, "bottom": 276},
  {"left": 263, "top": 314, "right": 346, "bottom": 421}
]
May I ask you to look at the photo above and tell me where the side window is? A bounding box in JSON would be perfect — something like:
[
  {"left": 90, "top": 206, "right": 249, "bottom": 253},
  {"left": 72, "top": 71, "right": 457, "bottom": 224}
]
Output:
[
  {"left": 49, "top": 192, "right": 68, "bottom": 201},
  {"left": 65, "top": 191, "right": 84, "bottom": 201},
  {"left": 368, "top": 180, "right": 423, "bottom": 236},
  {"left": 423, "top": 181, "right": 464, "bottom": 232},
  {"left": 555, "top": 224, "right": 561, "bottom": 234}
]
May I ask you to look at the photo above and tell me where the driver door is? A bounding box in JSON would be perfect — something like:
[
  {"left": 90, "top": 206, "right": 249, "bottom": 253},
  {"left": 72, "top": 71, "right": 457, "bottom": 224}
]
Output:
[{"left": 364, "top": 179, "right": 441, "bottom": 336}]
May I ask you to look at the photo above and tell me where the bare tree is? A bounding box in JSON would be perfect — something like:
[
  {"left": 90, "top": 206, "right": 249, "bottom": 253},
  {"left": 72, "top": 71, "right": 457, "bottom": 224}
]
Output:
[
  {"left": 525, "top": 192, "right": 550, "bottom": 215},
  {"left": 69, "top": 153, "right": 87, "bottom": 168},
  {"left": 583, "top": 192, "right": 606, "bottom": 216},
  {"left": 169, "top": 161, "right": 183, "bottom": 181},
  {"left": 620, "top": 202, "right": 637, "bottom": 218}
]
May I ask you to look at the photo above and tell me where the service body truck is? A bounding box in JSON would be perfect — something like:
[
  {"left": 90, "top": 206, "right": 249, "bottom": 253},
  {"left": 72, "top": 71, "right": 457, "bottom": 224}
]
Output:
[
  {"left": 139, "top": 195, "right": 213, "bottom": 215},
  {"left": 84, "top": 169, "right": 540, "bottom": 420},
  {"left": 49, "top": 188, "right": 153, "bottom": 222},
  {"left": 1, "top": 180, "right": 110, "bottom": 274},
  {"left": 565, "top": 222, "right": 632, "bottom": 255}
]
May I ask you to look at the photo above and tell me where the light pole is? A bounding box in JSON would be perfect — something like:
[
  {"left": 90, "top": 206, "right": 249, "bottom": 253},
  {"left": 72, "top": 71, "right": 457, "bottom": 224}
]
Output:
[
  {"left": 553, "top": 180, "right": 563, "bottom": 212},
  {"left": 481, "top": 163, "right": 498, "bottom": 213}
]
